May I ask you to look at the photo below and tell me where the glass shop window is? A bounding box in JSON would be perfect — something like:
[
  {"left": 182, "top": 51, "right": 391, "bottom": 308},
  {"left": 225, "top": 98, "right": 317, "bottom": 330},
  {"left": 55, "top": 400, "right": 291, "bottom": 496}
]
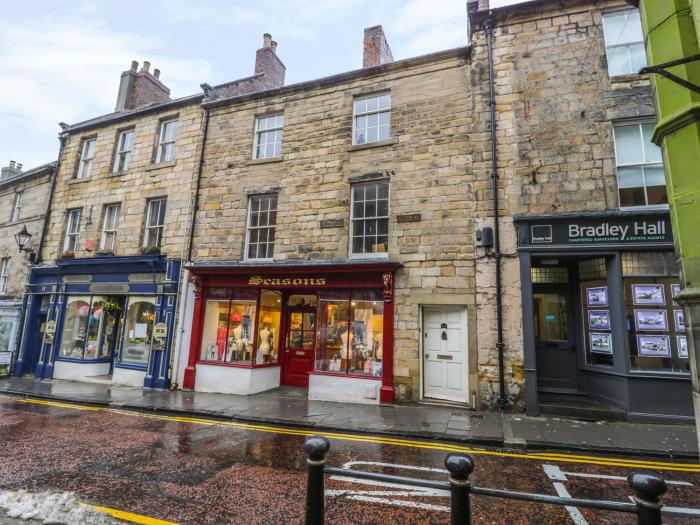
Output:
[
  {"left": 59, "top": 296, "right": 109, "bottom": 359},
  {"left": 199, "top": 288, "right": 257, "bottom": 365},
  {"left": 622, "top": 252, "right": 686, "bottom": 374},
  {"left": 256, "top": 290, "right": 282, "bottom": 364},
  {"left": 579, "top": 258, "right": 613, "bottom": 367},
  {"left": 315, "top": 290, "right": 383, "bottom": 376},
  {"left": 120, "top": 296, "right": 155, "bottom": 366}
]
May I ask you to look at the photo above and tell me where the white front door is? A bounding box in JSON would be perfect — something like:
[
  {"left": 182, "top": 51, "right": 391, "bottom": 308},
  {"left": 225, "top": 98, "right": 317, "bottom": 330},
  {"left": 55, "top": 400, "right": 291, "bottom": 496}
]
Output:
[{"left": 422, "top": 307, "right": 468, "bottom": 403}]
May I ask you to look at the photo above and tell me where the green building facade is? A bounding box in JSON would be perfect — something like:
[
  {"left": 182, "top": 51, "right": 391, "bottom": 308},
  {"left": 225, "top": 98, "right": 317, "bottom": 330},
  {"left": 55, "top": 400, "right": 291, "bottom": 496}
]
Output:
[{"left": 630, "top": 0, "right": 700, "bottom": 445}]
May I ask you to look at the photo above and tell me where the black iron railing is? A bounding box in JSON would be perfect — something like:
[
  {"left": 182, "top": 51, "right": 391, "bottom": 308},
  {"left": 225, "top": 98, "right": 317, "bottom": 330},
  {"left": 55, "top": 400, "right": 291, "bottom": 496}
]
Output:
[{"left": 303, "top": 435, "right": 668, "bottom": 525}]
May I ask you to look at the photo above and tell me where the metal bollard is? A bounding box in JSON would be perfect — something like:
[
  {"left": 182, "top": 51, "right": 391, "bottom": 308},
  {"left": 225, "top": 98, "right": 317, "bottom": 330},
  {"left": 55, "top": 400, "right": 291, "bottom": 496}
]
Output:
[
  {"left": 628, "top": 472, "right": 667, "bottom": 525},
  {"left": 445, "top": 453, "right": 475, "bottom": 525},
  {"left": 304, "top": 435, "right": 331, "bottom": 525}
]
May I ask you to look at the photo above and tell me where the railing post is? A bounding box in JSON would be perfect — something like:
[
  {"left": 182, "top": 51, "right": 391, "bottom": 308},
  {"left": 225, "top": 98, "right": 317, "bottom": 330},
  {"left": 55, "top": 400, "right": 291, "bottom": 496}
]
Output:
[
  {"left": 304, "top": 435, "right": 331, "bottom": 525},
  {"left": 445, "top": 453, "right": 475, "bottom": 525},
  {"left": 628, "top": 472, "right": 667, "bottom": 525}
]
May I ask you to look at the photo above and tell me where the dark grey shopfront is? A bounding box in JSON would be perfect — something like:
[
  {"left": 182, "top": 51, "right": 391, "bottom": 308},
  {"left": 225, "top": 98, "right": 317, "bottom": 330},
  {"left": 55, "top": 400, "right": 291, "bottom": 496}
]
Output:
[{"left": 516, "top": 210, "right": 693, "bottom": 423}]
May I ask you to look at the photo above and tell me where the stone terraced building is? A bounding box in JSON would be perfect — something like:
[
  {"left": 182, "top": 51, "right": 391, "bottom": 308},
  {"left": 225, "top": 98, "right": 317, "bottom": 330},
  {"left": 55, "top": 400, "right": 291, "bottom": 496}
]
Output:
[
  {"left": 0, "top": 161, "right": 55, "bottom": 373},
  {"left": 11, "top": 0, "right": 690, "bottom": 422}
]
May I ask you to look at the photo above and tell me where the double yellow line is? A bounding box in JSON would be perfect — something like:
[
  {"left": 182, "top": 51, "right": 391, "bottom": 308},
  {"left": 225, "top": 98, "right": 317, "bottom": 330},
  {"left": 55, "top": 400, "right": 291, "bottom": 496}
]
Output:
[{"left": 16, "top": 397, "right": 700, "bottom": 473}]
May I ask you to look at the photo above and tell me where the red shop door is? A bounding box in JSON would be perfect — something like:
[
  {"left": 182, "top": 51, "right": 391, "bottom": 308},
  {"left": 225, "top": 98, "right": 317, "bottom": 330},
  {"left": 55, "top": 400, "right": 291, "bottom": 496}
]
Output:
[{"left": 282, "top": 307, "right": 316, "bottom": 387}]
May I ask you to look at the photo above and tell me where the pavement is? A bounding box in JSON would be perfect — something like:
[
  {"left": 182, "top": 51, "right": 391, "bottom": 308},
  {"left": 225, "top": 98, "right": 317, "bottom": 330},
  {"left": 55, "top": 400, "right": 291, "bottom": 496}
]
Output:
[{"left": 0, "top": 377, "right": 697, "bottom": 459}]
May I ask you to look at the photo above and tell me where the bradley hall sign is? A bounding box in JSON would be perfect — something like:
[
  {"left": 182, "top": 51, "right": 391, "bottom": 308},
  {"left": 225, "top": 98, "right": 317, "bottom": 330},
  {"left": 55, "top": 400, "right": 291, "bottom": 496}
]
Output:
[{"left": 520, "top": 214, "right": 673, "bottom": 248}]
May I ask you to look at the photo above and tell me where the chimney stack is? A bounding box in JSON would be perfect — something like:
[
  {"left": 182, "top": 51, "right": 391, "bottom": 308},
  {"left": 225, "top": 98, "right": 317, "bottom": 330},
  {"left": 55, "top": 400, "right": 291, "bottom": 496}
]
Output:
[
  {"left": 1, "top": 160, "right": 22, "bottom": 180},
  {"left": 363, "top": 25, "right": 394, "bottom": 68},
  {"left": 255, "top": 33, "right": 286, "bottom": 88},
  {"left": 115, "top": 59, "right": 171, "bottom": 111}
]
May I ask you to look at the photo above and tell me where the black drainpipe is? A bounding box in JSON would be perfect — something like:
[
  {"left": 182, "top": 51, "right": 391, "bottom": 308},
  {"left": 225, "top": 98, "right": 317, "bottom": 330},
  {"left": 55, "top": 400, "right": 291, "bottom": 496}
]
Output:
[
  {"left": 36, "top": 134, "right": 67, "bottom": 264},
  {"left": 187, "top": 106, "right": 210, "bottom": 262},
  {"left": 485, "top": 16, "right": 507, "bottom": 409}
]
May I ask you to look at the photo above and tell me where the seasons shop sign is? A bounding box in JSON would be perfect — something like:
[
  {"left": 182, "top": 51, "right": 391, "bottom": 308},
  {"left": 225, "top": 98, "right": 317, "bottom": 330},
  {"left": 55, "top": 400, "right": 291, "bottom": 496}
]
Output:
[{"left": 521, "top": 214, "right": 674, "bottom": 248}]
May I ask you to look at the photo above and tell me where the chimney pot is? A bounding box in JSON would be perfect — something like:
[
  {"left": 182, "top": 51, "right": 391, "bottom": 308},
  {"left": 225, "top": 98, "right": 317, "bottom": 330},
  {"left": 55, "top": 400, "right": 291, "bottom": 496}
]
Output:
[
  {"left": 270, "top": 41, "right": 278, "bottom": 54},
  {"left": 142, "top": 61, "right": 151, "bottom": 73},
  {"left": 9, "top": 160, "right": 15, "bottom": 169},
  {"left": 154, "top": 68, "right": 161, "bottom": 79},
  {"left": 130, "top": 60, "right": 138, "bottom": 71},
  {"left": 16, "top": 163, "right": 22, "bottom": 171},
  {"left": 263, "top": 33, "right": 272, "bottom": 48}
]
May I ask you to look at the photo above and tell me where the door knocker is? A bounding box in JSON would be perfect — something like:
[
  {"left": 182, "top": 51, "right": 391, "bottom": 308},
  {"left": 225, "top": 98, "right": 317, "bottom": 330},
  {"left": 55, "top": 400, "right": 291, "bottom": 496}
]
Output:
[{"left": 440, "top": 323, "right": 448, "bottom": 340}]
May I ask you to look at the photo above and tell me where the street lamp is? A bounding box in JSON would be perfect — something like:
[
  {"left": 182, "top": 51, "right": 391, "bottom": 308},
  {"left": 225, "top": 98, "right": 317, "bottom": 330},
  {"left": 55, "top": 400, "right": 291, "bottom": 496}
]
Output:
[{"left": 14, "top": 225, "right": 35, "bottom": 262}]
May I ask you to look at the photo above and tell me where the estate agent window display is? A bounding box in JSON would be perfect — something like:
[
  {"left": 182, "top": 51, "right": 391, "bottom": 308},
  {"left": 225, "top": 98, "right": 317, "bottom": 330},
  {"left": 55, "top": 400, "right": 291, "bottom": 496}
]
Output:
[
  {"left": 622, "top": 253, "right": 687, "bottom": 374},
  {"left": 578, "top": 252, "right": 686, "bottom": 375}
]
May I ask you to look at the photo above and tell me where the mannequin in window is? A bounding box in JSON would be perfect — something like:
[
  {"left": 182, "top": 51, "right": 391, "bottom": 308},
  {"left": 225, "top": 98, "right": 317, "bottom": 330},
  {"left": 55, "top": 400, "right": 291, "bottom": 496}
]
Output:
[{"left": 258, "top": 325, "right": 273, "bottom": 363}]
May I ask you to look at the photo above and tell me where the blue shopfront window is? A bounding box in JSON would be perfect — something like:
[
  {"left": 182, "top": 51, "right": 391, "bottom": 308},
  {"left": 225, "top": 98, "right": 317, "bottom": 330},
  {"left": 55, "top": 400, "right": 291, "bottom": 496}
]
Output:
[
  {"left": 59, "top": 296, "right": 109, "bottom": 359},
  {"left": 119, "top": 296, "right": 155, "bottom": 366}
]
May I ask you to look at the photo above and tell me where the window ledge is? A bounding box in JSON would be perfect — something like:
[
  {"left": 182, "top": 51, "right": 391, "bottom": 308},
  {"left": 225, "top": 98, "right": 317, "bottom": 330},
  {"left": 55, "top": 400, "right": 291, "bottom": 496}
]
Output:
[
  {"left": 110, "top": 170, "right": 127, "bottom": 177},
  {"left": 145, "top": 160, "right": 176, "bottom": 172},
  {"left": 246, "top": 156, "right": 283, "bottom": 165},
  {"left": 610, "top": 73, "right": 649, "bottom": 84},
  {"left": 347, "top": 137, "right": 397, "bottom": 152},
  {"left": 349, "top": 253, "right": 389, "bottom": 260},
  {"left": 68, "top": 176, "right": 92, "bottom": 185}
]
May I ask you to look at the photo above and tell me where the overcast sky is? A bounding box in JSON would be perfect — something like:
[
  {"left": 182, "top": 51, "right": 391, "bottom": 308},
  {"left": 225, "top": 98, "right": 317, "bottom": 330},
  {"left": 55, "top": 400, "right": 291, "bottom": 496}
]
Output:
[{"left": 0, "top": 0, "right": 527, "bottom": 168}]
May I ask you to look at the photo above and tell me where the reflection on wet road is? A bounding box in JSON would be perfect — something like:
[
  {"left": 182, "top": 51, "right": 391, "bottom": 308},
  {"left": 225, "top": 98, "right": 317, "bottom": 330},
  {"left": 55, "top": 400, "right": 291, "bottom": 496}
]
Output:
[{"left": 0, "top": 395, "right": 697, "bottom": 524}]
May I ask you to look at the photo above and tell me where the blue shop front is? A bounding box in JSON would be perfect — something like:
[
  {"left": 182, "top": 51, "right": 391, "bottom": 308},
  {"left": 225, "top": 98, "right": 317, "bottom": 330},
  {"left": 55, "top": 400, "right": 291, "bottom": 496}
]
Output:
[{"left": 13, "top": 255, "right": 180, "bottom": 389}]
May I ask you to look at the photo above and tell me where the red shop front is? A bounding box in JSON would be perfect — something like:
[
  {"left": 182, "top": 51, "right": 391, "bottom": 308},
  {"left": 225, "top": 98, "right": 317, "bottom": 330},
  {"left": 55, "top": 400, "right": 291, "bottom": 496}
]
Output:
[{"left": 183, "top": 261, "right": 401, "bottom": 404}]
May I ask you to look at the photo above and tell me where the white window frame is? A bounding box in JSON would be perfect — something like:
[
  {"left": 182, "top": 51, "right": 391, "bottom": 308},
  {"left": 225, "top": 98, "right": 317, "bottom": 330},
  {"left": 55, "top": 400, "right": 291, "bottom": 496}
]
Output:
[
  {"left": 11, "top": 191, "right": 22, "bottom": 222},
  {"left": 352, "top": 93, "right": 391, "bottom": 146},
  {"left": 349, "top": 180, "right": 390, "bottom": 258},
  {"left": 143, "top": 198, "right": 167, "bottom": 248},
  {"left": 253, "top": 113, "right": 284, "bottom": 160},
  {"left": 613, "top": 121, "right": 667, "bottom": 210},
  {"left": 602, "top": 9, "right": 646, "bottom": 77},
  {"left": 113, "top": 129, "right": 134, "bottom": 173},
  {"left": 155, "top": 119, "right": 178, "bottom": 163},
  {"left": 0, "top": 257, "right": 10, "bottom": 294},
  {"left": 76, "top": 138, "right": 96, "bottom": 179},
  {"left": 244, "top": 194, "right": 278, "bottom": 261},
  {"left": 100, "top": 204, "right": 121, "bottom": 251},
  {"left": 63, "top": 208, "right": 82, "bottom": 253}
]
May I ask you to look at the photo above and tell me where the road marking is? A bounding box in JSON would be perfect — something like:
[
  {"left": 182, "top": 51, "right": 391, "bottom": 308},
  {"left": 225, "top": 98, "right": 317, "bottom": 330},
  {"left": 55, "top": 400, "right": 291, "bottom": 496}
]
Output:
[
  {"left": 543, "top": 464, "right": 693, "bottom": 486},
  {"left": 12, "top": 397, "right": 700, "bottom": 473},
  {"left": 86, "top": 503, "right": 179, "bottom": 525},
  {"left": 543, "top": 464, "right": 700, "bottom": 520},
  {"left": 327, "top": 460, "right": 450, "bottom": 512},
  {"left": 549, "top": 481, "right": 589, "bottom": 525}
]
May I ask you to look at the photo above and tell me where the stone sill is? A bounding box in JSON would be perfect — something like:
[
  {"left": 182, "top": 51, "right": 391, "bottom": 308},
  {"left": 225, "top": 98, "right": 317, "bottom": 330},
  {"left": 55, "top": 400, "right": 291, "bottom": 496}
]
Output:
[
  {"left": 347, "top": 137, "right": 397, "bottom": 152},
  {"left": 246, "top": 156, "right": 284, "bottom": 165},
  {"left": 110, "top": 170, "right": 127, "bottom": 177},
  {"left": 68, "top": 176, "right": 91, "bottom": 185},
  {"left": 145, "top": 160, "right": 177, "bottom": 172},
  {"left": 610, "top": 73, "right": 649, "bottom": 84}
]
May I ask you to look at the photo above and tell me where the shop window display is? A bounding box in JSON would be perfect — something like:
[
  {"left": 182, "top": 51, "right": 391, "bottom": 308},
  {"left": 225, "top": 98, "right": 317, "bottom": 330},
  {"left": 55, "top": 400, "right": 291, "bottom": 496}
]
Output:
[
  {"left": 257, "top": 290, "right": 282, "bottom": 364},
  {"left": 315, "top": 290, "right": 383, "bottom": 376},
  {"left": 200, "top": 288, "right": 257, "bottom": 365},
  {"left": 120, "top": 296, "right": 155, "bottom": 366},
  {"left": 59, "top": 296, "right": 111, "bottom": 359}
]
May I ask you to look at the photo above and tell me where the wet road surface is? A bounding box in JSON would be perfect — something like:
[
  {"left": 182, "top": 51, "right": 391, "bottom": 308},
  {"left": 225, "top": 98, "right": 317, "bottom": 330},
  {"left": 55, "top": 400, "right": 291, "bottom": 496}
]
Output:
[{"left": 0, "top": 395, "right": 698, "bottom": 524}]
